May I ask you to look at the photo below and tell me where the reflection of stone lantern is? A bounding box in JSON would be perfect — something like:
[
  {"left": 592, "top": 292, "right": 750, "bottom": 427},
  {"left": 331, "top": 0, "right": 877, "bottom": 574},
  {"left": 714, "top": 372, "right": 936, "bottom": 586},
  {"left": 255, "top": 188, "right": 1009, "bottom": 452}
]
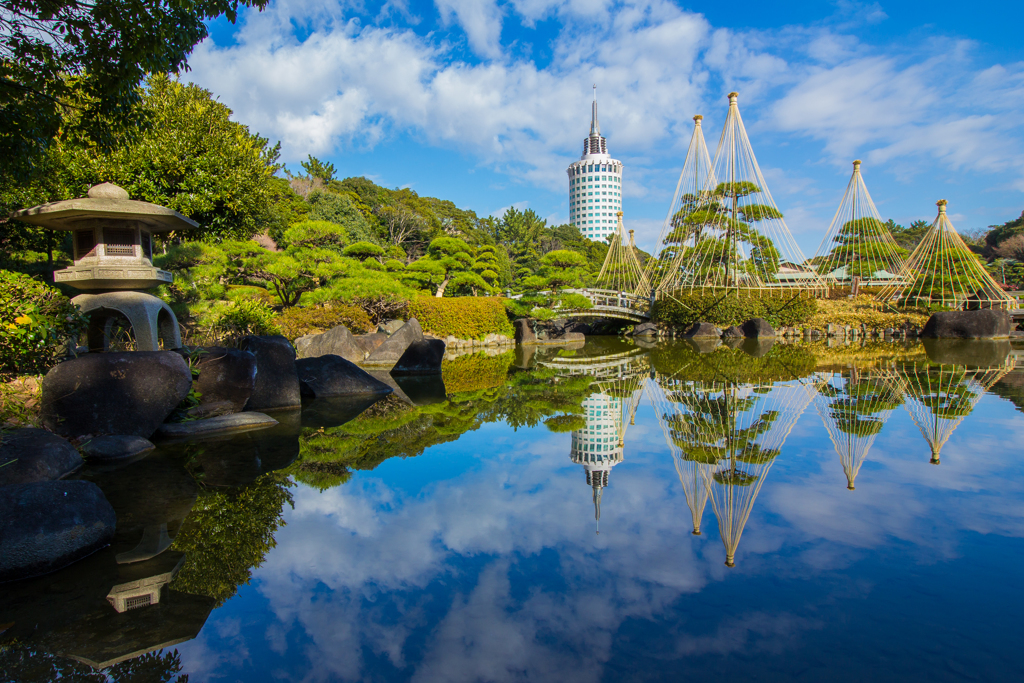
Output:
[{"left": 13, "top": 183, "right": 197, "bottom": 351}]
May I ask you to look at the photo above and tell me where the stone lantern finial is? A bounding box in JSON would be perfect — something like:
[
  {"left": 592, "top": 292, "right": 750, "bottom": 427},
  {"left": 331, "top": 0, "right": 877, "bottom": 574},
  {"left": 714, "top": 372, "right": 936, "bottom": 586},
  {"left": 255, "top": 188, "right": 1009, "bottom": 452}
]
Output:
[{"left": 87, "top": 183, "right": 130, "bottom": 200}]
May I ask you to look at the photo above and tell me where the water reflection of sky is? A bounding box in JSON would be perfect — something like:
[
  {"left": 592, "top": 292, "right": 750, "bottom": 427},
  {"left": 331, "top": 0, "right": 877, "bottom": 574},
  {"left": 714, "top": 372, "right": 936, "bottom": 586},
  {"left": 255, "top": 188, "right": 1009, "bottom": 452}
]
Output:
[{"left": 176, "top": 380, "right": 1024, "bottom": 682}]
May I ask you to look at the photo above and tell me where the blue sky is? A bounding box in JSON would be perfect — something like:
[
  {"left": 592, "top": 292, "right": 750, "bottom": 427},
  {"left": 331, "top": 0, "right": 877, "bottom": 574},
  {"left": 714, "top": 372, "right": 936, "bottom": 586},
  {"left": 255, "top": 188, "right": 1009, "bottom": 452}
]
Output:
[{"left": 190, "top": 0, "right": 1024, "bottom": 254}]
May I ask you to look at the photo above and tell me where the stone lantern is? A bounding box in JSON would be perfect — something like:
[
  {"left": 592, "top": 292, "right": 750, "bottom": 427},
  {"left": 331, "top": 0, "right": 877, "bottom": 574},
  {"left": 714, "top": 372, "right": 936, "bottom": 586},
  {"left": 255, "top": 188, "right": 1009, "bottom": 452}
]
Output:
[{"left": 13, "top": 183, "right": 198, "bottom": 351}]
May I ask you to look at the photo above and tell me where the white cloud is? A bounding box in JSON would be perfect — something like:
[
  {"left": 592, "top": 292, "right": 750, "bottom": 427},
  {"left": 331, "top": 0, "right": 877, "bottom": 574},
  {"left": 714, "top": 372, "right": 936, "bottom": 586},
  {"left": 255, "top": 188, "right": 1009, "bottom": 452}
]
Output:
[
  {"left": 435, "top": 0, "right": 506, "bottom": 58},
  {"left": 186, "top": 0, "right": 1024, "bottom": 238}
]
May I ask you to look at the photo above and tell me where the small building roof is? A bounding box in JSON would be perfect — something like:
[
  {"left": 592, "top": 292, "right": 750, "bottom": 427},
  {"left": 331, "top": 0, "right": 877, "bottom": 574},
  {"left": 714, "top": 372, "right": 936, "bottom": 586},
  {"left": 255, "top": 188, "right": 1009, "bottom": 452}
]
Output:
[{"left": 11, "top": 183, "right": 198, "bottom": 233}]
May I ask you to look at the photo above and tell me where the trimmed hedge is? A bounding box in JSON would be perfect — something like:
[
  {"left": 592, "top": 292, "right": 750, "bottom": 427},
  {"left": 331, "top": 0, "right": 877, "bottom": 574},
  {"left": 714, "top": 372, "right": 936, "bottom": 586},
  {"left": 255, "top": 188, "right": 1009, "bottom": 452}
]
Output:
[
  {"left": 408, "top": 296, "right": 514, "bottom": 340},
  {"left": 274, "top": 302, "right": 374, "bottom": 340},
  {"left": 652, "top": 290, "right": 817, "bottom": 328}
]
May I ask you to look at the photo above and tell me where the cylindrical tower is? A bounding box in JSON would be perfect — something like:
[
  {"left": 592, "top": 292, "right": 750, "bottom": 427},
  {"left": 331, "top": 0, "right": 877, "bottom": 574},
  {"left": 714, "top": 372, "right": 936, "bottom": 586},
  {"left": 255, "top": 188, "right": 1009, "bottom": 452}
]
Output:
[{"left": 567, "top": 87, "right": 624, "bottom": 242}]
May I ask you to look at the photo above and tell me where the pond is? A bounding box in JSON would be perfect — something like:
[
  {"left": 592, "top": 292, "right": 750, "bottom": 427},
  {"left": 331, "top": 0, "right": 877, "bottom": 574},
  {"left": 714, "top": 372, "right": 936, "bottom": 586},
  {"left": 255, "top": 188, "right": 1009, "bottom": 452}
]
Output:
[{"left": 3, "top": 338, "right": 1024, "bottom": 682}]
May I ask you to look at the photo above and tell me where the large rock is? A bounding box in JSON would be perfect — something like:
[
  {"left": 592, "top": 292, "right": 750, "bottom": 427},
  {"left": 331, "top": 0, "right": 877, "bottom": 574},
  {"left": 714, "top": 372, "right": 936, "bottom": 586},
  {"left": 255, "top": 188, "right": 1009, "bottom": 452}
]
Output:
[
  {"left": 514, "top": 318, "right": 537, "bottom": 344},
  {"left": 295, "top": 355, "right": 394, "bottom": 398},
  {"left": 0, "top": 428, "right": 82, "bottom": 486},
  {"left": 80, "top": 435, "right": 155, "bottom": 462},
  {"left": 632, "top": 322, "right": 658, "bottom": 338},
  {"left": 741, "top": 318, "right": 775, "bottom": 339},
  {"left": 556, "top": 331, "right": 586, "bottom": 343},
  {"left": 391, "top": 339, "right": 446, "bottom": 375},
  {"left": 682, "top": 322, "right": 722, "bottom": 339},
  {"left": 41, "top": 352, "right": 191, "bottom": 439},
  {"left": 721, "top": 325, "right": 744, "bottom": 338},
  {"left": 365, "top": 318, "right": 424, "bottom": 364},
  {"left": 173, "top": 346, "right": 257, "bottom": 417},
  {"left": 354, "top": 332, "right": 387, "bottom": 358},
  {"left": 156, "top": 412, "right": 279, "bottom": 440},
  {"left": 238, "top": 335, "right": 301, "bottom": 410},
  {"left": 295, "top": 324, "right": 363, "bottom": 362},
  {"left": 920, "top": 310, "right": 1011, "bottom": 339},
  {"left": 378, "top": 319, "right": 405, "bottom": 335},
  {"left": 0, "top": 481, "right": 116, "bottom": 582}
]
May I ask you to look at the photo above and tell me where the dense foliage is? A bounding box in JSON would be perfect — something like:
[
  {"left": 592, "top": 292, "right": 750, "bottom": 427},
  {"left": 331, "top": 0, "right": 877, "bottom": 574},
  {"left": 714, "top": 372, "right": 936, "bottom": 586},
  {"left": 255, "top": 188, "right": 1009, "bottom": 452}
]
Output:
[
  {"left": 0, "top": 271, "right": 88, "bottom": 378},
  {"left": 0, "top": 0, "right": 267, "bottom": 187},
  {"left": 652, "top": 290, "right": 817, "bottom": 328}
]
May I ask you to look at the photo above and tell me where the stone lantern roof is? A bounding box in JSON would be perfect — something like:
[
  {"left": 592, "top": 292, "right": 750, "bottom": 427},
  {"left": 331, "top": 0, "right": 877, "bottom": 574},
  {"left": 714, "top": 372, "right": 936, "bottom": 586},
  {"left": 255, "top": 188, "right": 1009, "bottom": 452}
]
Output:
[
  {"left": 11, "top": 183, "right": 198, "bottom": 233},
  {"left": 11, "top": 183, "right": 196, "bottom": 291}
]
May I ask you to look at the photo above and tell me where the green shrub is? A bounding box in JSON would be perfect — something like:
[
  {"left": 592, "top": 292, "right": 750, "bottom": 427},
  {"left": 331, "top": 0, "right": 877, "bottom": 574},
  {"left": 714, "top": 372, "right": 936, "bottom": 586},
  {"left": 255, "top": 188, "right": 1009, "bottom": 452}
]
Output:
[
  {"left": 408, "top": 296, "right": 514, "bottom": 339},
  {"left": 216, "top": 299, "right": 281, "bottom": 342},
  {"left": 274, "top": 303, "right": 374, "bottom": 340},
  {"left": 0, "top": 271, "right": 88, "bottom": 378},
  {"left": 652, "top": 290, "right": 817, "bottom": 328}
]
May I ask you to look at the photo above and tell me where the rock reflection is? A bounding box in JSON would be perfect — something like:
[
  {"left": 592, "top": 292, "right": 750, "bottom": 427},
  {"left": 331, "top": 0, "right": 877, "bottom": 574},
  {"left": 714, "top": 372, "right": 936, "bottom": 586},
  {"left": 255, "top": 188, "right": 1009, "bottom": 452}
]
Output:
[{"left": 890, "top": 356, "right": 1013, "bottom": 464}]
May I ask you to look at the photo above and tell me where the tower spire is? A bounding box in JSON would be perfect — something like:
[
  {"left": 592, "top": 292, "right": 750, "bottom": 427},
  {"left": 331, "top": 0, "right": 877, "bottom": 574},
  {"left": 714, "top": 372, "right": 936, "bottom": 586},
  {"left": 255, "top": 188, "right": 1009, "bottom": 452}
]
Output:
[{"left": 590, "top": 84, "right": 600, "bottom": 136}]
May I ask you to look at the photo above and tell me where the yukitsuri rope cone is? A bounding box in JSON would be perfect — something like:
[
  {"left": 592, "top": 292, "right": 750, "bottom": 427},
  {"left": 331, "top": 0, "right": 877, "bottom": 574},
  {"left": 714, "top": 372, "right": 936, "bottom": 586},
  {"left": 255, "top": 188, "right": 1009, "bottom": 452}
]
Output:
[
  {"left": 887, "top": 359, "right": 1013, "bottom": 465},
  {"left": 647, "top": 375, "right": 711, "bottom": 536},
  {"left": 596, "top": 211, "right": 646, "bottom": 294},
  {"left": 876, "top": 200, "right": 1015, "bottom": 310},
  {"left": 644, "top": 114, "right": 715, "bottom": 293},
  {"left": 812, "top": 365, "right": 904, "bottom": 490},
  {"left": 657, "top": 93, "right": 826, "bottom": 295},
  {"left": 812, "top": 160, "right": 908, "bottom": 287}
]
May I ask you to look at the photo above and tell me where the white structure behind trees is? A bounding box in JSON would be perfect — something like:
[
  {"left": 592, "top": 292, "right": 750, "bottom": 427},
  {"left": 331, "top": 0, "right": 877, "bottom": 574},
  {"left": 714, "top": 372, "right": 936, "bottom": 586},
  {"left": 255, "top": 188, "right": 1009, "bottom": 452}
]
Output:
[{"left": 567, "top": 88, "right": 623, "bottom": 242}]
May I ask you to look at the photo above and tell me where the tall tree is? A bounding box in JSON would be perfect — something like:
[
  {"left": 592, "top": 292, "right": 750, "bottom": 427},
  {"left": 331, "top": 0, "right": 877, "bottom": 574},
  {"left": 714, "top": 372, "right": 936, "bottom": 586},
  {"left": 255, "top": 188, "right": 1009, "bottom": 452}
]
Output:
[{"left": 1, "top": 0, "right": 268, "bottom": 183}]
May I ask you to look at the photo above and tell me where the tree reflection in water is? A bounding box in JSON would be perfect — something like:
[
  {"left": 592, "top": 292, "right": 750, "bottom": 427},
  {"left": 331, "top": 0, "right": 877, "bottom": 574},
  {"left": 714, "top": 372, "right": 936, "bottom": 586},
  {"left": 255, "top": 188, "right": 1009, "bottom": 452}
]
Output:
[{"left": 2, "top": 338, "right": 1019, "bottom": 680}]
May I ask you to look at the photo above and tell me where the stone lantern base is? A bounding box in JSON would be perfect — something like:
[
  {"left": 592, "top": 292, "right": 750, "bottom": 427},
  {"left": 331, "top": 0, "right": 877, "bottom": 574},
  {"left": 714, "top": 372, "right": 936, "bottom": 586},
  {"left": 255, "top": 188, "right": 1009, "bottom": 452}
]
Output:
[{"left": 73, "top": 291, "right": 181, "bottom": 352}]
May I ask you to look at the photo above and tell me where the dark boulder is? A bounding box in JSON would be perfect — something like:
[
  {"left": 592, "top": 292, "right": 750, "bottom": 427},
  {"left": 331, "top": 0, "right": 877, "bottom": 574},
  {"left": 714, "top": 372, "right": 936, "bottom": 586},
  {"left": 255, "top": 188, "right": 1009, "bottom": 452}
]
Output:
[
  {"left": 632, "top": 322, "right": 659, "bottom": 338},
  {"left": 40, "top": 352, "right": 191, "bottom": 440},
  {"left": 365, "top": 318, "right": 424, "bottom": 364},
  {"left": 921, "top": 310, "right": 1011, "bottom": 339},
  {"left": 741, "top": 318, "right": 775, "bottom": 339},
  {"left": 295, "top": 324, "right": 363, "bottom": 362},
  {"left": 682, "top": 322, "right": 722, "bottom": 339},
  {"left": 0, "top": 428, "right": 82, "bottom": 486},
  {"left": 391, "top": 339, "right": 447, "bottom": 375},
  {"left": 238, "top": 335, "right": 301, "bottom": 410},
  {"left": 0, "top": 481, "right": 116, "bottom": 582},
  {"left": 80, "top": 435, "right": 155, "bottom": 462},
  {"left": 295, "top": 355, "right": 394, "bottom": 398},
  {"left": 173, "top": 346, "right": 257, "bottom": 417},
  {"left": 721, "top": 325, "right": 744, "bottom": 338},
  {"left": 514, "top": 318, "right": 537, "bottom": 344}
]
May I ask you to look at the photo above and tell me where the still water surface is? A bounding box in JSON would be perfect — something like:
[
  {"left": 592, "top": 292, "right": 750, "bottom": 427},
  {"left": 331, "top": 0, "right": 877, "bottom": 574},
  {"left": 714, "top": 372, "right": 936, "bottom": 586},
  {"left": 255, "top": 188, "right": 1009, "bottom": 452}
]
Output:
[{"left": 3, "top": 339, "right": 1024, "bottom": 681}]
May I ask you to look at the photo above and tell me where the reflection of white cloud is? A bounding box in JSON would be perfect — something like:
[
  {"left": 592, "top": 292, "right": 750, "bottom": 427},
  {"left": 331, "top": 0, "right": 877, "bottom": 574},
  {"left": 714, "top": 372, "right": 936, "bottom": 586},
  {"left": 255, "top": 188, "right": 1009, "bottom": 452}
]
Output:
[{"left": 176, "top": 381, "right": 1024, "bottom": 681}]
